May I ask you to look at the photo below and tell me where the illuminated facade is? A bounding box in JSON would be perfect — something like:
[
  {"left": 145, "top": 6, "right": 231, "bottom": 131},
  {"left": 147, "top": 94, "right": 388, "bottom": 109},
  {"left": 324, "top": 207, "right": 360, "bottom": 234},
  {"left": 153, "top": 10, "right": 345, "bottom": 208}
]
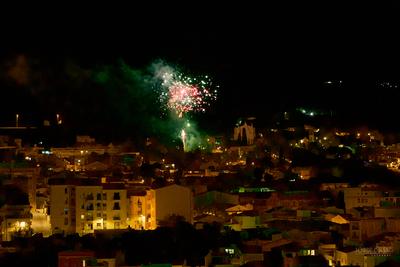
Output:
[
  {"left": 129, "top": 192, "right": 148, "bottom": 230},
  {"left": 233, "top": 122, "right": 255, "bottom": 145},
  {"left": 129, "top": 184, "right": 193, "bottom": 230},
  {"left": 0, "top": 204, "right": 31, "bottom": 241},
  {"left": 50, "top": 182, "right": 128, "bottom": 235},
  {"left": 101, "top": 185, "right": 128, "bottom": 231}
]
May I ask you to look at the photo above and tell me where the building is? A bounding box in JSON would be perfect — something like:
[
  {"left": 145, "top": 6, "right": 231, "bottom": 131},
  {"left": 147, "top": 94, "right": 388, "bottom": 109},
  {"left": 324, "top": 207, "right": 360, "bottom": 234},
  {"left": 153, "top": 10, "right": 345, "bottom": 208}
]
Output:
[
  {"left": 344, "top": 187, "right": 383, "bottom": 212},
  {"left": 385, "top": 218, "right": 400, "bottom": 233},
  {"left": 0, "top": 163, "right": 39, "bottom": 211},
  {"left": 128, "top": 190, "right": 147, "bottom": 230},
  {"left": 349, "top": 218, "right": 386, "bottom": 242},
  {"left": 265, "top": 191, "right": 318, "bottom": 210},
  {"left": 75, "top": 185, "right": 103, "bottom": 234},
  {"left": 101, "top": 184, "right": 128, "bottom": 231},
  {"left": 0, "top": 204, "right": 31, "bottom": 241},
  {"left": 50, "top": 184, "right": 78, "bottom": 234},
  {"left": 49, "top": 179, "right": 128, "bottom": 235},
  {"left": 129, "top": 184, "right": 193, "bottom": 230},
  {"left": 335, "top": 247, "right": 392, "bottom": 267},
  {"left": 374, "top": 207, "right": 400, "bottom": 218},
  {"left": 233, "top": 118, "right": 256, "bottom": 145}
]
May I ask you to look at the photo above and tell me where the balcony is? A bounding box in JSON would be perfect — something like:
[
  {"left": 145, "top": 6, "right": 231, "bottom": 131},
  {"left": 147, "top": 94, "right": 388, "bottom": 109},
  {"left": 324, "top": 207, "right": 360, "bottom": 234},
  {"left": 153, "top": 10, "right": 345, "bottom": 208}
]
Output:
[{"left": 112, "top": 203, "right": 120, "bottom": 210}]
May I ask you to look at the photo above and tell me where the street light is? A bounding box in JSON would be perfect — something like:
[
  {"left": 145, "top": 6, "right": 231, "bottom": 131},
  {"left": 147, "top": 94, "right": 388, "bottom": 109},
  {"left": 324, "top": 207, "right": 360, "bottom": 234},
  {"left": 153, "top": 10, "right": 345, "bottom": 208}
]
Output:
[{"left": 16, "top": 114, "right": 19, "bottom": 128}]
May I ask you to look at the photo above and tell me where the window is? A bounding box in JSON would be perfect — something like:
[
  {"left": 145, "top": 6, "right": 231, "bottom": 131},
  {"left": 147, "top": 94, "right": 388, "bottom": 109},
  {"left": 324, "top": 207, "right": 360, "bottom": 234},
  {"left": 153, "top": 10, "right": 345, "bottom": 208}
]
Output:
[
  {"left": 97, "top": 193, "right": 101, "bottom": 200},
  {"left": 86, "top": 214, "right": 93, "bottom": 221},
  {"left": 64, "top": 208, "right": 68, "bottom": 215},
  {"left": 86, "top": 204, "right": 94, "bottom": 210},
  {"left": 65, "top": 198, "right": 68, "bottom": 205},
  {"left": 113, "top": 192, "right": 120, "bottom": 200},
  {"left": 97, "top": 223, "right": 101, "bottom": 227},
  {"left": 103, "top": 214, "right": 107, "bottom": 220},
  {"left": 103, "top": 193, "right": 107, "bottom": 200},
  {"left": 103, "top": 203, "right": 107, "bottom": 210},
  {"left": 96, "top": 203, "right": 101, "bottom": 210},
  {"left": 138, "top": 200, "right": 142, "bottom": 214},
  {"left": 88, "top": 223, "right": 93, "bottom": 230},
  {"left": 113, "top": 202, "right": 121, "bottom": 210},
  {"left": 352, "top": 231, "right": 359, "bottom": 239},
  {"left": 225, "top": 248, "right": 234, "bottom": 255},
  {"left": 64, "top": 218, "right": 68, "bottom": 225},
  {"left": 86, "top": 193, "right": 94, "bottom": 200},
  {"left": 65, "top": 188, "right": 68, "bottom": 194},
  {"left": 113, "top": 215, "right": 120, "bottom": 221},
  {"left": 352, "top": 222, "right": 360, "bottom": 230},
  {"left": 97, "top": 213, "right": 101, "bottom": 218}
]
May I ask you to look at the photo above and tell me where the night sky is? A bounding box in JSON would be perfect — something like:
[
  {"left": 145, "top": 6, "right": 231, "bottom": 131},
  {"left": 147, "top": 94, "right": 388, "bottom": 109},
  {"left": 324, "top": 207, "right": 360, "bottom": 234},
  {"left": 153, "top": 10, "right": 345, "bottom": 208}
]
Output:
[{"left": 1, "top": 3, "right": 400, "bottom": 137}]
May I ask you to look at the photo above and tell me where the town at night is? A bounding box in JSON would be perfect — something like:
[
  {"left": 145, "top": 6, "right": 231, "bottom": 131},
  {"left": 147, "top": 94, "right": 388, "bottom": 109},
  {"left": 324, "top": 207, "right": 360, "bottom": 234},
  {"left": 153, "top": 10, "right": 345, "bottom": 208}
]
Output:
[{"left": 1, "top": 3, "right": 400, "bottom": 267}]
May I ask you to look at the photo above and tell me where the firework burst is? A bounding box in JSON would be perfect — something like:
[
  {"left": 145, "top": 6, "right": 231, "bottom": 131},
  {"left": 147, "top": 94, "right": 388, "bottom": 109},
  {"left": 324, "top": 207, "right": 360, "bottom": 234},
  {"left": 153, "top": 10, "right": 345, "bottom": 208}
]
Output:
[{"left": 156, "top": 65, "right": 217, "bottom": 117}]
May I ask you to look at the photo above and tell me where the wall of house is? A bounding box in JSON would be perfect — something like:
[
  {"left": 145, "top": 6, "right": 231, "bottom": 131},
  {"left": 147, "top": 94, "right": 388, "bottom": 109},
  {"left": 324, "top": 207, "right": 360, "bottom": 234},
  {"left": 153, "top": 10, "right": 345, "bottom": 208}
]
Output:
[{"left": 153, "top": 185, "right": 193, "bottom": 228}]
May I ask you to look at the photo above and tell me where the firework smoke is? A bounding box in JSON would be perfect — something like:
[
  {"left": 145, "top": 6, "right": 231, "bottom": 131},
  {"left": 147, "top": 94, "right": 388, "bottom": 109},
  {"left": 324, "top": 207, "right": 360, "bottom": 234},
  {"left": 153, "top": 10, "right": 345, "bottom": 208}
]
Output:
[
  {"left": 93, "top": 60, "right": 217, "bottom": 151},
  {"left": 150, "top": 61, "right": 218, "bottom": 151}
]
